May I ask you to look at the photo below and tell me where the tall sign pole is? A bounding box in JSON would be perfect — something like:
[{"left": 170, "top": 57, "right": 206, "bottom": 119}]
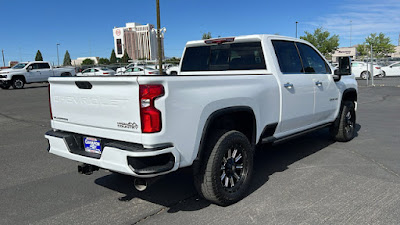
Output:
[
  {"left": 156, "top": 0, "right": 163, "bottom": 75},
  {"left": 295, "top": 21, "right": 298, "bottom": 38}
]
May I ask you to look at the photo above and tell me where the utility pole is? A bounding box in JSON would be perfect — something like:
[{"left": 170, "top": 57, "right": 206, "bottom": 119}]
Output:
[
  {"left": 295, "top": 21, "right": 298, "bottom": 38},
  {"left": 156, "top": 0, "right": 163, "bottom": 75},
  {"left": 1, "top": 49, "right": 5, "bottom": 67},
  {"left": 56, "top": 43, "right": 60, "bottom": 66}
]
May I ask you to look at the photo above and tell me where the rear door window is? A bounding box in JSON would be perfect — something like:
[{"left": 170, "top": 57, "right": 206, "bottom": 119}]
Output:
[
  {"left": 181, "top": 42, "right": 266, "bottom": 72},
  {"left": 39, "top": 63, "right": 50, "bottom": 69},
  {"left": 272, "top": 40, "right": 303, "bottom": 74}
]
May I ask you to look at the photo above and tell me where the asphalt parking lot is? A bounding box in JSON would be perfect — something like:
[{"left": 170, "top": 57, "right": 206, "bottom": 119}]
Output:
[{"left": 1, "top": 78, "right": 400, "bottom": 224}]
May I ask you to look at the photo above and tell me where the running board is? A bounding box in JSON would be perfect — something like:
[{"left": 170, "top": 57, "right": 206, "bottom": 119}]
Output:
[{"left": 261, "top": 123, "right": 332, "bottom": 145}]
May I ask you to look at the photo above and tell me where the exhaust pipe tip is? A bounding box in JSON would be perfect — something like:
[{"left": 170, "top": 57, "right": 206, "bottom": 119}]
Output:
[{"left": 134, "top": 178, "right": 148, "bottom": 191}]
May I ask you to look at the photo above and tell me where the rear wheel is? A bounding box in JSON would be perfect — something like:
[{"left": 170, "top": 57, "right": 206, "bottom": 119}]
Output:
[
  {"left": 194, "top": 130, "right": 253, "bottom": 206},
  {"left": 360, "top": 71, "right": 370, "bottom": 80},
  {"left": 61, "top": 72, "right": 71, "bottom": 77},
  {"left": 381, "top": 71, "right": 386, "bottom": 77},
  {"left": 12, "top": 77, "right": 25, "bottom": 89}
]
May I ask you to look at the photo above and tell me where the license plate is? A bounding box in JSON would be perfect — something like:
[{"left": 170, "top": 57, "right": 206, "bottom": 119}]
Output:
[{"left": 83, "top": 137, "right": 102, "bottom": 154}]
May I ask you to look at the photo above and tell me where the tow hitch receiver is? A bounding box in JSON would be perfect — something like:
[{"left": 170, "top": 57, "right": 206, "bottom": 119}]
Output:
[{"left": 78, "top": 163, "right": 99, "bottom": 175}]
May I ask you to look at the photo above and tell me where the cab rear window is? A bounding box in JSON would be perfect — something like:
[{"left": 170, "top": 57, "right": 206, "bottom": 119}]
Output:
[{"left": 181, "top": 42, "right": 266, "bottom": 72}]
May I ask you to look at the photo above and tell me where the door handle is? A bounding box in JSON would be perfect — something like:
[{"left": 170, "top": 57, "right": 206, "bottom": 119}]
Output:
[
  {"left": 315, "top": 81, "right": 322, "bottom": 86},
  {"left": 284, "top": 82, "right": 294, "bottom": 89}
]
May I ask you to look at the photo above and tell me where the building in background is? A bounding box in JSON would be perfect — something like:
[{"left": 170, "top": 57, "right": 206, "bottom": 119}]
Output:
[
  {"left": 71, "top": 57, "right": 99, "bottom": 66},
  {"left": 113, "top": 22, "right": 165, "bottom": 61},
  {"left": 332, "top": 47, "right": 357, "bottom": 63},
  {"left": 391, "top": 46, "right": 400, "bottom": 58}
]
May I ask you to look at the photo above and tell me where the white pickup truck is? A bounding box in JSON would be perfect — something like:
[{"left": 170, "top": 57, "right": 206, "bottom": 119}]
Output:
[
  {"left": 0, "top": 61, "right": 75, "bottom": 89},
  {"left": 45, "top": 35, "right": 357, "bottom": 205}
]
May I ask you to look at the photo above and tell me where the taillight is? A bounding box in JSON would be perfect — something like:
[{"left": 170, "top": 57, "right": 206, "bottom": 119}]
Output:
[
  {"left": 148, "top": 72, "right": 154, "bottom": 74},
  {"left": 103, "top": 72, "right": 109, "bottom": 75},
  {"left": 48, "top": 84, "right": 53, "bottom": 119},
  {"left": 139, "top": 84, "right": 164, "bottom": 133},
  {"left": 375, "top": 67, "right": 381, "bottom": 69}
]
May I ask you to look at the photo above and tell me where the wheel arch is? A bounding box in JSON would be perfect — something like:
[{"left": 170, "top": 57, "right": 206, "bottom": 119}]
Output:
[
  {"left": 342, "top": 88, "right": 357, "bottom": 103},
  {"left": 193, "top": 106, "right": 256, "bottom": 174},
  {"left": 11, "top": 74, "right": 26, "bottom": 81}
]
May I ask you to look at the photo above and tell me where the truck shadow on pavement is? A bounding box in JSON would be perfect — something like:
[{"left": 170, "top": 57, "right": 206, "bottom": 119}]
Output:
[{"left": 95, "top": 125, "right": 361, "bottom": 212}]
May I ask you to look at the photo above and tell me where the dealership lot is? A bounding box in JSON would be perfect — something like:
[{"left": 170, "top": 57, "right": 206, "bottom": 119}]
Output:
[{"left": 1, "top": 79, "right": 400, "bottom": 224}]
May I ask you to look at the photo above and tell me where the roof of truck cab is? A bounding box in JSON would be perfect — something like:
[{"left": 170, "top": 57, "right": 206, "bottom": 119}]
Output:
[{"left": 185, "top": 34, "right": 302, "bottom": 47}]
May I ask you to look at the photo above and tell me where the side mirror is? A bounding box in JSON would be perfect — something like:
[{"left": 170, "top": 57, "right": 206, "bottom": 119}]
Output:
[
  {"left": 26, "top": 65, "right": 33, "bottom": 71},
  {"left": 333, "top": 57, "right": 352, "bottom": 82}
]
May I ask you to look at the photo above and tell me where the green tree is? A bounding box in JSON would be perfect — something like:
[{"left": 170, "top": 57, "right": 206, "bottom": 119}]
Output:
[
  {"left": 164, "top": 57, "right": 181, "bottom": 65},
  {"left": 361, "top": 33, "right": 396, "bottom": 58},
  {"left": 81, "top": 58, "right": 95, "bottom": 65},
  {"left": 121, "top": 49, "right": 131, "bottom": 63},
  {"left": 35, "top": 50, "right": 43, "bottom": 61},
  {"left": 109, "top": 49, "right": 117, "bottom": 64},
  {"left": 356, "top": 44, "right": 369, "bottom": 59},
  {"left": 300, "top": 27, "right": 339, "bottom": 57},
  {"left": 98, "top": 57, "right": 110, "bottom": 65},
  {"left": 63, "top": 50, "right": 71, "bottom": 66},
  {"left": 202, "top": 32, "right": 212, "bottom": 40}
]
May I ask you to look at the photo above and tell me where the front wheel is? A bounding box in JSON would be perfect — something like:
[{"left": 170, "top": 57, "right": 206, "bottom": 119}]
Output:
[
  {"left": 330, "top": 101, "right": 356, "bottom": 142},
  {"left": 12, "top": 77, "right": 25, "bottom": 89},
  {"left": 0, "top": 83, "right": 11, "bottom": 89},
  {"left": 194, "top": 130, "right": 254, "bottom": 206}
]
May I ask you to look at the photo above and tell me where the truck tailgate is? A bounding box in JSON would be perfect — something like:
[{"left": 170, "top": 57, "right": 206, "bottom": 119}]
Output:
[{"left": 49, "top": 76, "right": 142, "bottom": 135}]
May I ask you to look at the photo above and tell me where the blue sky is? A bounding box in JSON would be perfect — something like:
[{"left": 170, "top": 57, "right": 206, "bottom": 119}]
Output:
[{"left": 1, "top": 0, "right": 399, "bottom": 65}]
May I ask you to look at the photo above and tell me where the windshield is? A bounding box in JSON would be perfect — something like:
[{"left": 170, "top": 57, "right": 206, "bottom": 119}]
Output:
[{"left": 12, "top": 63, "right": 28, "bottom": 69}]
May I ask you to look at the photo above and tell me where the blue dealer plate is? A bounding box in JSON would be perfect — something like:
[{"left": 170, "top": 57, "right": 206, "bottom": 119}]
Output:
[{"left": 83, "top": 137, "right": 102, "bottom": 154}]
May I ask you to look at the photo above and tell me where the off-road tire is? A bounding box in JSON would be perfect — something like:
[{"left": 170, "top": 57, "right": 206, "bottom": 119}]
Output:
[
  {"left": 0, "top": 83, "right": 11, "bottom": 89},
  {"left": 11, "top": 77, "right": 25, "bottom": 89},
  {"left": 194, "top": 130, "right": 253, "bottom": 206},
  {"left": 330, "top": 101, "right": 356, "bottom": 142}
]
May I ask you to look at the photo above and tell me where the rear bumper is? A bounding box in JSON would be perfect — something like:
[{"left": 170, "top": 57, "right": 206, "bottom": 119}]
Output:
[{"left": 45, "top": 130, "right": 180, "bottom": 178}]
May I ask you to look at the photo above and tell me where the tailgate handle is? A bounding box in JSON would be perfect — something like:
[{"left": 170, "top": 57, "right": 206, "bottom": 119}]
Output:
[{"left": 75, "top": 81, "right": 92, "bottom": 89}]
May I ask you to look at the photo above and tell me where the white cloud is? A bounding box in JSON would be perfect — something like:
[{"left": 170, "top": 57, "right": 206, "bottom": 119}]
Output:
[{"left": 304, "top": 0, "right": 400, "bottom": 47}]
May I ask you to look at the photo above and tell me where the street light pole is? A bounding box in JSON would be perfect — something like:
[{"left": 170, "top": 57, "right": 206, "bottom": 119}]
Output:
[
  {"left": 156, "top": 0, "right": 163, "bottom": 75},
  {"left": 56, "top": 43, "right": 60, "bottom": 66},
  {"left": 295, "top": 21, "right": 298, "bottom": 38},
  {"left": 1, "top": 49, "right": 5, "bottom": 67},
  {"left": 350, "top": 20, "right": 352, "bottom": 47}
]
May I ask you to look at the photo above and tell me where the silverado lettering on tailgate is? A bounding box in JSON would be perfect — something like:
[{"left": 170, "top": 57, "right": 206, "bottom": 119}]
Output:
[{"left": 53, "top": 96, "right": 128, "bottom": 107}]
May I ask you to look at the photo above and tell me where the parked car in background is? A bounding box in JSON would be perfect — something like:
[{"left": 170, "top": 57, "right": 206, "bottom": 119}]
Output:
[
  {"left": 0, "top": 61, "right": 75, "bottom": 89},
  {"left": 351, "top": 61, "right": 382, "bottom": 79},
  {"left": 381, "top": 62, "right": 400, "bottom": 77},
  {"left": 76, "top": 67, "right": 116, "bottom": 76},
  {"left": 116, "top": 62, "right": 156, "bottom": 73},
  {"left": 166, "top": 65, "right": 179, "bottom": 75},
  {"left": 118, "top": 66, "right": 159, "bottom": 75}
]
